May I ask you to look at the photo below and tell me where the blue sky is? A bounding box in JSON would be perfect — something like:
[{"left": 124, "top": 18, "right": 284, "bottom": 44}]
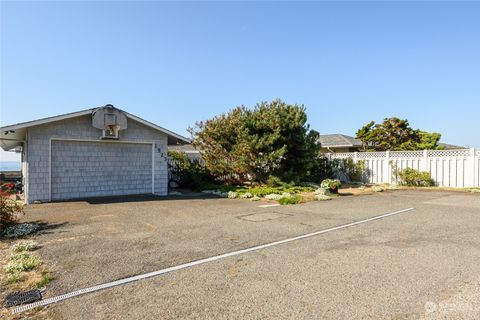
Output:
[{"left": 1, "top": 1, "right": 479, "bottom": 161}]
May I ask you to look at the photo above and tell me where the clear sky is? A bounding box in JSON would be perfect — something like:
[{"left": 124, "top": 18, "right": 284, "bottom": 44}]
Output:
[{"left": 1, "top": 1, "right": 479, "bottom": 161}]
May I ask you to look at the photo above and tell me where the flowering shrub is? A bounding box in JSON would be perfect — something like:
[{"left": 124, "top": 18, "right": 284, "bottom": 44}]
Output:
[
  {"left": 315, "top": 194, "right": 332, "bottom": 201},
  {"left": 0, "top": 182, "right": 17, "bottom": 195},
  {"left": 240, "top": 192, "right": 253, "bottom": 199},
  {"left": 3, "top": 251, "right": 42, "bottom": 284},
  {"left": 265, "top": 194, "right": 283, "bottom": 200},
  {"left": 12, "top": 241, "right": 40, "bottom": 252},
  {"left": 314, "top": 188, "right": 327, "bottom": 195},
  {"left": 227, "top": 191, "right": 238, "bottom": 199},
  {"left": 320, "top": 179, "right": 342, "bottom": 192},
  {"left": 1, "top": 194, "right": 24, "bottom": 229},
  {"left": 4, "top": 252, "right": 41, "bottom": 273}
]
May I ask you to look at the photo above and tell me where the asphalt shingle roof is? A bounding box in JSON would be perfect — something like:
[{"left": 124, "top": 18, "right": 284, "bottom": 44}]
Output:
[{"left": 319, "top": 134, "right": 363, "bottom": 147}]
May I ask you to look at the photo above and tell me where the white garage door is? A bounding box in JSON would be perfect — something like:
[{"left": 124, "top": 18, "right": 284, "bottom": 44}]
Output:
[{"left": 51, "top": 140, "right": 152, "bottom": 200}]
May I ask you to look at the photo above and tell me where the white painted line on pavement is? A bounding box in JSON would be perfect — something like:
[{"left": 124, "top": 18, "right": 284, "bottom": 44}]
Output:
[{"left": 11, "top": 207, "right": 415, "bottom": 314}]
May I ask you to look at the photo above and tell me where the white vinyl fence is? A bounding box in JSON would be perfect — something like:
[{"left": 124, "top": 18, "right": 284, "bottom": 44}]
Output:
[{"left": 329, "top": 148, "right": 480, "bottom": 188}]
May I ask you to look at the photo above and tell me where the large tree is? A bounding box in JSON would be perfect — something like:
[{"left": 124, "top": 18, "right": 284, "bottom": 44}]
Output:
[
  {"left": 356, "top": 117, "right": 442, "bottom": 151},
  {"left": 189, "top": 99, "right": 320, "bottom": 183}
]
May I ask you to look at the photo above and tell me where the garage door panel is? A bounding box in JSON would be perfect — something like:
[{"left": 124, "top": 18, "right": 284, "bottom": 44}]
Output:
[{"left": 51, "top": 140, "right": 152, "bottom": 200}]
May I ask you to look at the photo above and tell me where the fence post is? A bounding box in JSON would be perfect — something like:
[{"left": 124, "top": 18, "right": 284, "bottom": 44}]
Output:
[
  {"left": 423, "top": 149, "right": 429, "bottom": 172},
  {"left": 468, "top": 147, "right": 475, "bottom": 187},
  {"left": 385, "top": 150, "right": 390, "bottom": 184},
  {"left": 476, "top": 148, "right": 479, "bottom": 188},
  {"left": 353, "top": 152, "right": 358, "bottom": 163}
]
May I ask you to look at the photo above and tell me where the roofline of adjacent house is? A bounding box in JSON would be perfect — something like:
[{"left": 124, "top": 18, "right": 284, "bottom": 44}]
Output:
[
  {"left": 320, "top": 144, "right": 358, "bottom": 148},
  {"left": 0, "top": 107, "right": 191, "bottom": 144}
]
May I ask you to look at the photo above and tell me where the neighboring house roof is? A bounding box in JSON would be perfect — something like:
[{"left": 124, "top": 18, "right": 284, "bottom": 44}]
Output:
[
  {"left": 319, "top": 134, "right": 363, "bottom": 148},
  {"left": 319, "top": 134, "right": 466, "bottom": 150},
  {"left": 438, "top": 143, "right": 467, "bottom": 150},
  {"left": 168, "top": 144, "right": 200, "bottom": 154},
  {"left": 0, "top": 105, "right": 191, "bottom": 151}
]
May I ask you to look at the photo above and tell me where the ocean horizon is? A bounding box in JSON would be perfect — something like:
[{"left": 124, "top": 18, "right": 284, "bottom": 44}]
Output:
[{"left": 0, "top": 161, "right": 21, "bottom": 171}]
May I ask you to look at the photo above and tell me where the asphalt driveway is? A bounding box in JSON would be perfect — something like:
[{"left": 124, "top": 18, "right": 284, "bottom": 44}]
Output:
[{"left": 14, "top": 190, "right": 480, "bottom": 319}]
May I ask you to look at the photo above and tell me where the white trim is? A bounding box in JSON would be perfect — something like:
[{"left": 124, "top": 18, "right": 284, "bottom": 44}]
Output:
[
  {"left": 49, "top": 139, "right": 52, "bottom": 202},
  {"left": 151, "top": 143, "right": 155, "bottom": 194},
  {"left": 11, "top": 207, "right": 415, "bottom": 314},
  {"left": 49, "top": 138, "right": 156, "bottom": 201},
  {"left": 23, "top": 130, "right": 29, "bottom": 203}
]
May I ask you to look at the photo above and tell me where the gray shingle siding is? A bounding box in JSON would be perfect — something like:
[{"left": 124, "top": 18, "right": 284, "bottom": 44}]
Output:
[{"left": 26, "top": 115, "right": 168, "bottom": 203}]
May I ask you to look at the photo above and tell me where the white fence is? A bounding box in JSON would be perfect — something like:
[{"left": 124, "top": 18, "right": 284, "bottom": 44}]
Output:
[{"left": 329, "top": 148, "right": 480, "bottom": 188}]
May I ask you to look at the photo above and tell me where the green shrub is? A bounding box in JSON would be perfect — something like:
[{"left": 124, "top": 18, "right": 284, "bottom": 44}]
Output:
[
  {"left": 168, "top": 151, "right": 214, "bottom": 190},
  {"left": 278, "top": 195, "right": 301, "bottom": 205},
  {"left": 397, "top": 168, "right": 434, "bottom": 187},
  {"left": 266, "top": 175, "right": 283, "bottom": 187},
  {"left": 201, "top": 184, "right": 314, "bottom": 198},
  {"left": 338, "top": 159, "right": 365, "bottom": 182},
  {"left": 189, "top": 99, "right": 321, "bottom": 184},
  {"left": 307, "top": 157, "right": 338, "bottom": 183},
  {"left": 37, "top": 272, "right": 56, "bottom": 287}
]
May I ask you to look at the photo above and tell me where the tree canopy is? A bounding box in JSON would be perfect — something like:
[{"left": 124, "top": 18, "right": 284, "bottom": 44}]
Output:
[
  {"left": 356, "top": 117, "right": 442, "bottom": 151},
  {"left": 189, "top": 99, "right": 321, "bottom": 183}
]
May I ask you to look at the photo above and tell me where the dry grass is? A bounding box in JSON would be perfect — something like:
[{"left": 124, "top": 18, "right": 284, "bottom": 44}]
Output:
[
  {"left": 298, "top": 192, "right": 317, "bottom": 202},
  {"left": 395, "top": 186, "right": 480, "bottom": 193},
  {"left": 0, "top": 240, "right": 55, "bottom": 320},
  {"left": 338, "top": 186, "right": 375, "bottom": 196}
]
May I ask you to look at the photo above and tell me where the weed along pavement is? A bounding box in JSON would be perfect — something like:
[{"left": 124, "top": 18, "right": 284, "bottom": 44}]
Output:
[{"left": 11, "top": 190, "right": 480, "bottom": 319}]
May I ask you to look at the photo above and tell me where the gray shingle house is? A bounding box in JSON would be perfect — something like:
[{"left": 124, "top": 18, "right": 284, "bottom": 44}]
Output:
[{"left": 0, "top": 105, "right": 189, "bottom": 203}]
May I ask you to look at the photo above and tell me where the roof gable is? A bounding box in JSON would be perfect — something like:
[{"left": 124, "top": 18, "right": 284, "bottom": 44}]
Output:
[{"left": 0, "top": 105, "right": 190, "bottom": 146}]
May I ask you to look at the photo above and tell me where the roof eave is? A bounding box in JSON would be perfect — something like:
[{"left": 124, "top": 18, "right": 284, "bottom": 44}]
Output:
[
  {"left": 123, "top": 112, "right": 191, "bottom": 144},
  {"left": 321, "top": 144, "right": 356, "bottom": 148},
  {"left": 0, "top": 109, "right": 94, "bottom": 132}
]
